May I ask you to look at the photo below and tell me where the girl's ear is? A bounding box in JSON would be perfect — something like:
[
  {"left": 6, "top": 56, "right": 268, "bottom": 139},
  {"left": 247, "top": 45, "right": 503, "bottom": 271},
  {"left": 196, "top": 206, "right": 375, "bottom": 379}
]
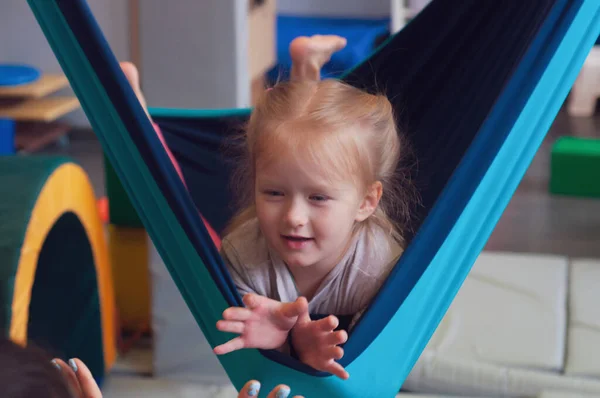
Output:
[{"left": 355, "top": 181, "right": 383, "bottom": 222}]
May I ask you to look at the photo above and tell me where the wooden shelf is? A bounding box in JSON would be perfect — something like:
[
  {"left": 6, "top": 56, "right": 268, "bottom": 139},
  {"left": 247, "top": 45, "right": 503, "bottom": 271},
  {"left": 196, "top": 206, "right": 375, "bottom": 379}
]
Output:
[
  {"left": 248, "top": 0, "right": 276, "bottom": 81},
  {"left": 0, "top": 96, "right": 80, "bottom": 122},
  {"left": 15, "top": 122, "right": 70, "bottom": 153},
  {"left": 0, "top": 74, "right": 71, "bottom": 98}
]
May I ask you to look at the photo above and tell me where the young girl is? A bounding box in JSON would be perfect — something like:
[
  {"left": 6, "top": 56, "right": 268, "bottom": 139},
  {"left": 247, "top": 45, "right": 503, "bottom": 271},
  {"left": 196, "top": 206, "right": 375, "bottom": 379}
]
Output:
[
  {"left": 212, "top": 78, "right": 412, "bottom": 380},
  {"left": 120, "top": 34, "right": 411, "bottom": 381}
]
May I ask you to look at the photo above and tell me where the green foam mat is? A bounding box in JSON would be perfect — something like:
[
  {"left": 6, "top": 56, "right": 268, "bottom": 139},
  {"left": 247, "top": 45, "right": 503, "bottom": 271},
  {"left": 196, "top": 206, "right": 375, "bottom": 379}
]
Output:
[{"left": 550, "top": 136, "right": 600, "bottom": 198}]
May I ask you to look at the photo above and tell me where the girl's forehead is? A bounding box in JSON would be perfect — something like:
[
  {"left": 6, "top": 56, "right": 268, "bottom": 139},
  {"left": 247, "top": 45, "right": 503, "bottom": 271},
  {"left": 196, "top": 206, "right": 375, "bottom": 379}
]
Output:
[{"left": 255, "top": 155, "right": 359, "bottom": 192}]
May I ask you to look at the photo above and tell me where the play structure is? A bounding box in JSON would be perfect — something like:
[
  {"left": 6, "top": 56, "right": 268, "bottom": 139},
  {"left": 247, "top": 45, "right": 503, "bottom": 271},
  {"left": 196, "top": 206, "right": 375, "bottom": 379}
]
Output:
[
  {"left": 103, "top": 156, "right": 151, "bottom": 334},
  {"left": 23, "top": 0, "right": 600, "bottom": 396},
  {"left": 0, "top": 156, "right": 116, "bottom": 384}
]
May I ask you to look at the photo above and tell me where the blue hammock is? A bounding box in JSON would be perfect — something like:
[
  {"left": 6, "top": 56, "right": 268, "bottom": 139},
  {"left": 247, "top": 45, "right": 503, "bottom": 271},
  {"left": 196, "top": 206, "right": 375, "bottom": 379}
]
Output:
[{"left": 27, "top": 0, "right": 600, "bottom": 396}]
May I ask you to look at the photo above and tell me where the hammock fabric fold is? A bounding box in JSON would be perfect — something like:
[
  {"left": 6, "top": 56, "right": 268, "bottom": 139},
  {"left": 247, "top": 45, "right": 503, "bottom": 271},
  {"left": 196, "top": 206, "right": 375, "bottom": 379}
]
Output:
[{"left": 27, "top": 0, "right": 600, "bottom": 396}]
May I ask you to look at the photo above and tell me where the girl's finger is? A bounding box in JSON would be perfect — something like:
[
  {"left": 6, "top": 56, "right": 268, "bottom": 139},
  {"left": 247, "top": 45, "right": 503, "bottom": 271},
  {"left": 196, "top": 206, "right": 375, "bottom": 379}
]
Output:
[
  {"left": 213, "top": 336, "right": 246, "bottom": 355},
  {"left": 223, "top": 307, "right": 253, "bottom": 321},
  {"left": 325, "top": 329, "right": 348, "bottom": 346},
  {"left": 52, "top": 358, "right": 82, "bottom": 397},
  {"left": 279, "top": 297, "right": 308, "bottom": 319},
  {"left": 70, "top": 359, "right": 103, "bottom": 398},
  {"left": 242, "top": 293, "right": 264, "bottom": 309},
  {"left": 321, "top": 345, "right": 344, "bottom": 361},
  {"left": 216, "top": 320, "right": 245, "bottom": 334},
  {"left": 315, "top": 315, "right": 338, "bottom": 332},
  {"left": 325, "top": 361, "right": 349, "bottom": 380},
  {"left": 238, "top": 380, "right": 261, "bottom": 397}
]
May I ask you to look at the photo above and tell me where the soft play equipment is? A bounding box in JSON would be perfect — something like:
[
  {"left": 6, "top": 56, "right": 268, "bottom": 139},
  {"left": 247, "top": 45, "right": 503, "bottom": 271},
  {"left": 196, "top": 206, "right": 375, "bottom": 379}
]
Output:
[
  {"left": 103, "top": 153, "right": 151, "bottom": 332},
  {"left": 28, "top": 0, "right": 600, "bottom": 396},
  {"left": 0, "top": 156, "right": 116, "bottom": 383},
  {"left": 404, "top": 252, "right": 600, "bottom": 397},
  {"left": 267, "top": 15, "right": 390, "bottom": 82},
  {"left": 550, "top": 136, "right": 600, "bottom": 198},
  {"left": 104, "top": 154, "right": 143, "bottom": 228},
  {"left": 107, "top": 224, "right": 150, "bottom": 332}
]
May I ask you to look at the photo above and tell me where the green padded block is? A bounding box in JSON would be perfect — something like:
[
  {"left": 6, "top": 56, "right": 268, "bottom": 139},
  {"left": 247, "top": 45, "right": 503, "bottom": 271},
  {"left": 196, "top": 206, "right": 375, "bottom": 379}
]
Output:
[
  {"left": 103, "top": 153, "right": 143, "bottom": 228},
  {"left": 550, "top": 136, "right": 600, "bottom": 198}
]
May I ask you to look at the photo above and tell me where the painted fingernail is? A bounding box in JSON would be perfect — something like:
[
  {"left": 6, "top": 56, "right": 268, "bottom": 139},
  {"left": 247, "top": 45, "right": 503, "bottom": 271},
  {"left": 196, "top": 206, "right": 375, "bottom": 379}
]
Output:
[
  {"left": 68, "top": 359, "right": 78, "bottom": 373},
  {"left": 248, "top": 381, "right": 261, "bottom": 396},
  {"left": 51, "top": 359, "right": 60, "bottom": 370},
  {"left": 276, "top": 386, "right": 290, "bottom": 398}
]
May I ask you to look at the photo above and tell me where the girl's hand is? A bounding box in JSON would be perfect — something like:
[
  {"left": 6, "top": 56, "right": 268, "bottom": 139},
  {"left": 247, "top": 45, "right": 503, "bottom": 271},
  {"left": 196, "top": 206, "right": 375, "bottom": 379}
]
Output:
[
  {"left": 291, "top": 312, "right": 349, "bottom": 380},
  {"left": 214, "top": 294, "right": 308, "bottom": 355},
  {"left": 52, "top": 358, "right": 102, "bottom": 398},
  {"left": 238, "top": 380, "right": 302, "bottom": 398}
]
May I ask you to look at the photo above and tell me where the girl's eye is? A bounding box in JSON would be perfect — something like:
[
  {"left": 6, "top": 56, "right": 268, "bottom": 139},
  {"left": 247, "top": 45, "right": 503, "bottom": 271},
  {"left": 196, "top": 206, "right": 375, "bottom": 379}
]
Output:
[
  {"left": 310, "top": 194, "right": 329, "bottom": 202},
  {"left": 264, "top": 190, "right": 283, "bottom": 197}
]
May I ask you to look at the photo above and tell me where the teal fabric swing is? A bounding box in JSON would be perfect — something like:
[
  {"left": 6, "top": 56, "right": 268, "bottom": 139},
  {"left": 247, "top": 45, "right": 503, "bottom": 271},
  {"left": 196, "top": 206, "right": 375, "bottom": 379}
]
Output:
[{"left": 27, "top": 0, "right": 600, "bottom": 396}]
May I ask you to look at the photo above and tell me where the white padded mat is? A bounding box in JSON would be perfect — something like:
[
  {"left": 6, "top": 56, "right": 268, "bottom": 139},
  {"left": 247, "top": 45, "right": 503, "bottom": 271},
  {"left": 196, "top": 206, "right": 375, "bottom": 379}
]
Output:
[
  {"left": 565, "top": 258, "right": 600, "bottom": 378},
  {"left": 420, "top": 251, "right": 568, "bottom": 371},
  {"left": 405, "top": 355, "right": 600, "bottom": 397}
]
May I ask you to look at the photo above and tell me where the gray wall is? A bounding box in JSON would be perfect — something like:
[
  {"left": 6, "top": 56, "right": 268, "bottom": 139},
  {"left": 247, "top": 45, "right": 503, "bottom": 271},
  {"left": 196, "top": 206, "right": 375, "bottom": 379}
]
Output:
[
  {"left": 139, "top": 0, "right": 249, "bottom": 109},
  {"left": 0, "top": 0, "right": 130, "bottom": 128}
]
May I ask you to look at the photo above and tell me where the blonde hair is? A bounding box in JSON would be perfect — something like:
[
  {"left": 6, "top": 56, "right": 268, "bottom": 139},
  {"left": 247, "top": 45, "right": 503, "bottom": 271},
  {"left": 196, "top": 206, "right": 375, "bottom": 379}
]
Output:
[{"left": 225, "top": 79, "right": 417, "bottom": 246}]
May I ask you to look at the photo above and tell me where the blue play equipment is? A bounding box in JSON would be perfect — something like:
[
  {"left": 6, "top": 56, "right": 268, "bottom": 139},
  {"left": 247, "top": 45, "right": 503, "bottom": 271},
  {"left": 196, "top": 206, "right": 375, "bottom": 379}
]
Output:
[
  {"left": 0, "top": 119, "right": 15, "bottom": 155},
  {"left": 0, "top": 64, "right": 41, "bottom": 86},
  {"left": 268, "top": 15, "right": 390, "bottom": 82}
]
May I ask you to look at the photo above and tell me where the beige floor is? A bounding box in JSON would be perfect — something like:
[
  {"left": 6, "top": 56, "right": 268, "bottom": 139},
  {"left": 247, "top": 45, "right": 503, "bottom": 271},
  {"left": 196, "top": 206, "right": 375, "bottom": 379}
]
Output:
[{"left": 100, "top": 344, "right": 237, "bottom": 397}]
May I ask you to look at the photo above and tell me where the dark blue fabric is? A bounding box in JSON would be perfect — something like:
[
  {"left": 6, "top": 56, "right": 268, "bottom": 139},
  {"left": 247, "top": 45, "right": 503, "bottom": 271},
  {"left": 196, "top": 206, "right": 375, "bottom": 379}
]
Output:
[
  {"left": 151, "top": 115, "right": 246, "bottom": 235},
  {"left": 339, "top": 0, "right": 572, "bottom": 364},
  {"left": 267, "top": 15, "right": 389, "bottom": 82}
]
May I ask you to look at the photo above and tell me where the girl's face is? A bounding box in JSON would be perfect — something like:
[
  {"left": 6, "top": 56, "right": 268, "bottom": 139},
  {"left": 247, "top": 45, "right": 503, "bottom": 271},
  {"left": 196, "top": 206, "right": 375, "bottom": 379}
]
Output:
[{"left": 254, "top": 153, "right": 379, "bottom": 275}]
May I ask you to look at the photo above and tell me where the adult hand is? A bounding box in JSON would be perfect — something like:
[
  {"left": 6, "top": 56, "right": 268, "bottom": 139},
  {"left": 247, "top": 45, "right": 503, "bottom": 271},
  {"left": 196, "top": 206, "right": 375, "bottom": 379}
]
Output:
[
  {"left": 238, "top": 380, "right": 303, "bottom": 398},
  {"left": 52, "top": 358, "right": 102, "bottom": 398}
]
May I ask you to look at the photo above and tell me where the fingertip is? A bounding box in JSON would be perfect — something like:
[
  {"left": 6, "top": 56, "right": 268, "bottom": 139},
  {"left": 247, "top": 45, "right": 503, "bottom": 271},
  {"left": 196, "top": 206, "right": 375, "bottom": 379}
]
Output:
[
  {"left": 273, "top": 384, "right": 291, "bottom": 398},
  {"left": 328, "top": 315, "right": 339, "bottom": 329},
  {"left": 243, "top": 294, "right": 258, "bottom": 308},
  {"left": 298, "top": 296, "right": 308, "bottom": 306},
  {"left": 68, "top": 358, "right": 78, "bottom": 373},
  {"left": 51, "top": 359, "right": 61, "bottom": 371},
  {"left": 242, "top": 380, "right": 261, "bottom": 396}
]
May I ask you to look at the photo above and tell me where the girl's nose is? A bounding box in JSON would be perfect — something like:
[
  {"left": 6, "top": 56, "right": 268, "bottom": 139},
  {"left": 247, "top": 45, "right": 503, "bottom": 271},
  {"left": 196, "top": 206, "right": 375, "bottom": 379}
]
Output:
[{"left": 284, "top": 201, "right": 308, "bottom": 228}]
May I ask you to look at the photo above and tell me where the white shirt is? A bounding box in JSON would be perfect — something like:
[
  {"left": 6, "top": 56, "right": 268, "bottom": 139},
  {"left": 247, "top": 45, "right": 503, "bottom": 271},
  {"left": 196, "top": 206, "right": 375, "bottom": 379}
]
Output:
[{"left": 220, "top": 218, "right": 403, "bottom": 326}]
